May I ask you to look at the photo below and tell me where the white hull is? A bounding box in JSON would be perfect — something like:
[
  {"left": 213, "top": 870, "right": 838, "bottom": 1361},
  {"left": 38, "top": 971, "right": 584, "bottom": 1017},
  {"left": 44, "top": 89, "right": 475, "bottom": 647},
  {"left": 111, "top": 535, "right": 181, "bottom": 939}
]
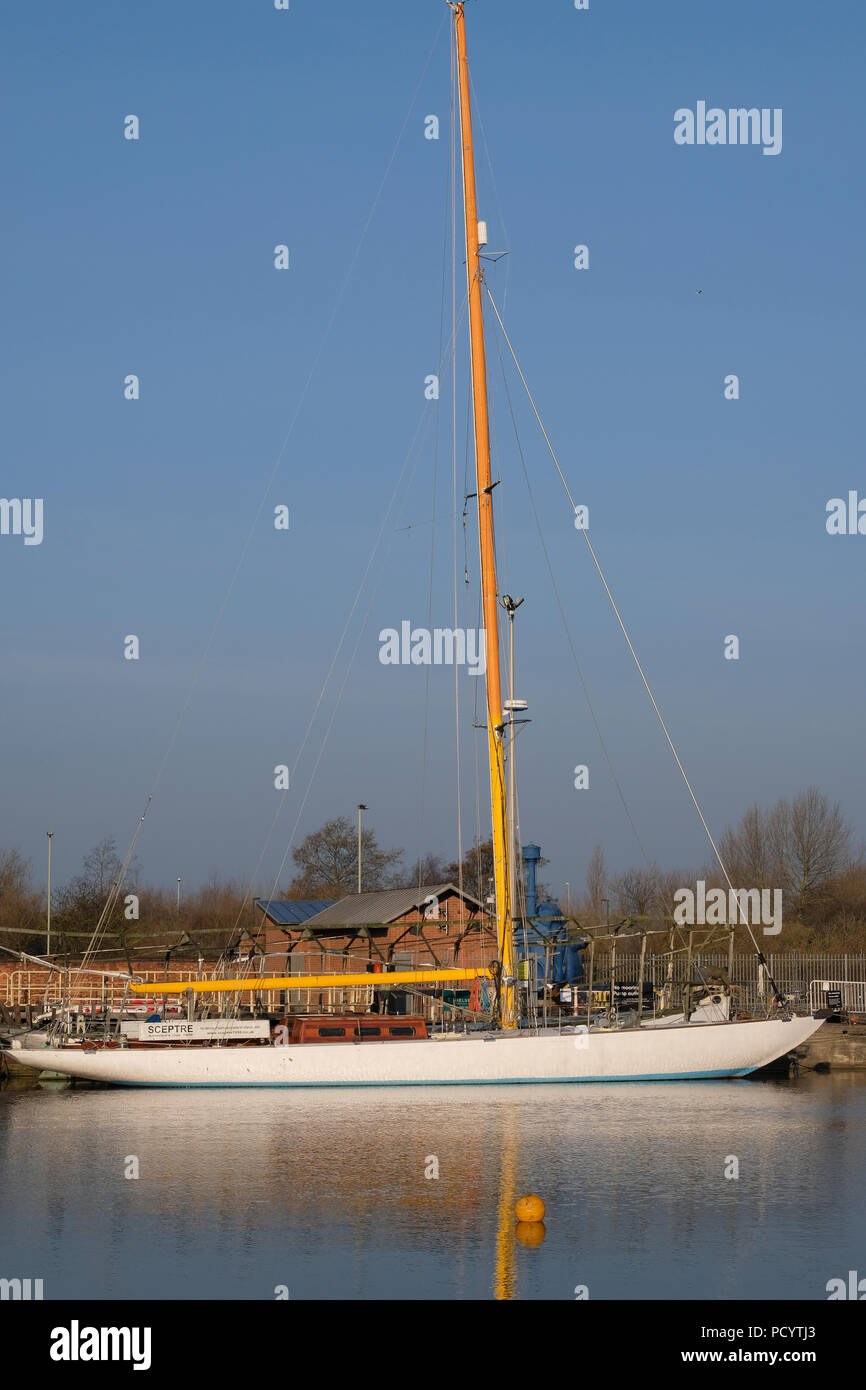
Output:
[{"left": 4, "top": 1016, "right": 823, "bottom": 1087}]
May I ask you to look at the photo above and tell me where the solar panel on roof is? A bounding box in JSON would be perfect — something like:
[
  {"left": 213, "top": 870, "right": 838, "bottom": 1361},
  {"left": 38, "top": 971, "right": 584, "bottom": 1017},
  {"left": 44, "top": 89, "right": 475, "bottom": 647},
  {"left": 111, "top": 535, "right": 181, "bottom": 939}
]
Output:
[{"left": 254, "top": 899, "right": 338, "bottom": 926}]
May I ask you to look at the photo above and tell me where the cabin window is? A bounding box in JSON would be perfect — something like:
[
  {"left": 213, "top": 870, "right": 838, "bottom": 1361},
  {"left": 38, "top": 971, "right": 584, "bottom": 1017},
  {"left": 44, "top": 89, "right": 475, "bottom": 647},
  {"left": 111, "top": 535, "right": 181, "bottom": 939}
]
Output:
[
  {"left": 318, "top": 1027, "right": 346, "bottom": 1037},
  {"left": 389, "top": 1026, "right": 415, "bottom": 1037},
  {"left": 359, "top": 1026, "right": 381, "bottom": 1037}
]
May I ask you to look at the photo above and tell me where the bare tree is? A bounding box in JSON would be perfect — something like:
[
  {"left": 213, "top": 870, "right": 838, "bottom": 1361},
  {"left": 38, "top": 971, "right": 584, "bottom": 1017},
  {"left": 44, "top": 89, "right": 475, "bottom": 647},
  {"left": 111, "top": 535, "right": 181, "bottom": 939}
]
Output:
[
  {"left": 445, "top": 839, "right": 494, "bottom": 904},
  {"left": 718, "top": 803, "right": 776, "bottom": 886},
  {"left": 53, "top": 837, "right": 133, "bottom": 946},
  {"left": 585, "top": 844, "right": 606, "bottom": 917},
  {"left": 399, "top": 853, "right": 450, "bottom": 890},
  {"left": 82, "top": 837, "right": 125, "bottom": 897},
  {"left": 0, "top": 848, "right": 43, "bottom": 952},
  {"left": 0, "top": 847, "right": 30, "bottom": 899},
  {"left": 783, "top": 787, "right": 851, "bottom": 915},
  {"left": 718, "top": 789, "right": 852, "bottom": 918},
  {"left": 611, "top": 864, "right": 661, "bottom": 921},
  {"left": 657, "top": 867, "right": 699, "bottom": 927},
  {"left": 288, "top": 817, "right": 403, "bottom": 897}
]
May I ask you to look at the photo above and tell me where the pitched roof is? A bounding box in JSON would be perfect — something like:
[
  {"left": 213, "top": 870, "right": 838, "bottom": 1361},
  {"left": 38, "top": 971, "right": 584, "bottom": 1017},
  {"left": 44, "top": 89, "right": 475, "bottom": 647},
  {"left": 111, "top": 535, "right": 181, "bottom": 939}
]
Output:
[
  {"left": 299, "top": 883, "right": 483, "bottom": 931},
  {"left": 254, "top": 899, "right": 338, "bottom": 927}
]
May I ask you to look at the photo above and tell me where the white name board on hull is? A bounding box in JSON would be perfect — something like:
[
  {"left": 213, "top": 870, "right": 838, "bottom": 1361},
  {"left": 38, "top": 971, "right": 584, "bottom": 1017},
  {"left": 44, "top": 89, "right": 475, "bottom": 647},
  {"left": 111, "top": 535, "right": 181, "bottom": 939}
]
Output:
[{"left": 137, "top": 1020, "right": 270, "bottom": 1041}]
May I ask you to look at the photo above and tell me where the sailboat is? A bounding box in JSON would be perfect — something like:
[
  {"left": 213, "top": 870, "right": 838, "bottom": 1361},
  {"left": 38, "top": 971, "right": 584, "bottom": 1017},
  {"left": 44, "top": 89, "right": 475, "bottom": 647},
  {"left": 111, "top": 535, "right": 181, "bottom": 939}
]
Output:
[{"left": 4, "top": 3, "right": 822, "bottom": 1087}]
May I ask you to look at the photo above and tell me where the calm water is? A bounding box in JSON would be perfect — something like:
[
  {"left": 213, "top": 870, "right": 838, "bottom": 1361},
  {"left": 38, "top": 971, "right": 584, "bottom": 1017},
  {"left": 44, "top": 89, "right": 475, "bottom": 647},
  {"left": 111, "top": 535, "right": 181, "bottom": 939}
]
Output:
[{"left": 1, "top": 1074, "right": 863, "bottom": 1300}]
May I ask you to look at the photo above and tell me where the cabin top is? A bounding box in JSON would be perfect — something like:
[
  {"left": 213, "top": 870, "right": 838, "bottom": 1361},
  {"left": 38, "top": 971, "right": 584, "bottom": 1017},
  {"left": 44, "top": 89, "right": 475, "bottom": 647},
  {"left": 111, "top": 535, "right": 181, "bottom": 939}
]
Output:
[{"left": 282, "top": 1014, "right": 428, "bottom": 1043}]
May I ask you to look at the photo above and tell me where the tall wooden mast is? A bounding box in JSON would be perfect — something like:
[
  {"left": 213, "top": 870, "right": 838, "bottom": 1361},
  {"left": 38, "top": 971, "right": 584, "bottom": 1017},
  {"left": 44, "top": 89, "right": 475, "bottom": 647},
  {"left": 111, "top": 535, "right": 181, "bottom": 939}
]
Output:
[{"left": 452, "top": 1, "right": 516, "bottom": 1027}]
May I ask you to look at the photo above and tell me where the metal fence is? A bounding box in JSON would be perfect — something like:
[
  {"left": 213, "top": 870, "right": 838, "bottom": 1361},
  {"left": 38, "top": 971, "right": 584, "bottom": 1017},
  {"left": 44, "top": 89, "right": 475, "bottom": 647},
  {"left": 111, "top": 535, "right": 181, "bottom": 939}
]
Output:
[
  {"left": 807, "top": 979, "right": 866, "bottom": 1014},
  {"left": 5, "top": 953, "right": 866, "bottom": 1020},
  {"left": 585, "top": 952, "right": 866, "bottom": 1015}
]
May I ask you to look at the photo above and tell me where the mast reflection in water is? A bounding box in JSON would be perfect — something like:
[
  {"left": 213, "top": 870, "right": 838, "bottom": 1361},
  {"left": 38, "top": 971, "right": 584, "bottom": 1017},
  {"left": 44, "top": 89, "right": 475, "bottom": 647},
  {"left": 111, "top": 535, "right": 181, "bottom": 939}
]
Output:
[{"left": 1, "top": 1076, "right": 865, "bottom": 1300}]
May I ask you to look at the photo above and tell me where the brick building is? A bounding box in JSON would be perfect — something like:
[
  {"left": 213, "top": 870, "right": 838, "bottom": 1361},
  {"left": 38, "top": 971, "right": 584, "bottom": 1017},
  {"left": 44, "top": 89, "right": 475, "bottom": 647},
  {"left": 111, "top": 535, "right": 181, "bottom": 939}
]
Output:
[
  {"left": 253, "top": 883, "right": 495, "bottom": 976},
  {"left": 1, "top": 887, "right": 497, "bottom": 1020}
]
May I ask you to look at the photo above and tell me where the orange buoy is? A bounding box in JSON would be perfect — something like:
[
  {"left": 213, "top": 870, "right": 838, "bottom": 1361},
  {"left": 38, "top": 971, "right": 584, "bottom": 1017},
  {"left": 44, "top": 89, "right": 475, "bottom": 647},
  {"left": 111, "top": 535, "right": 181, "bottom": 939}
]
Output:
[
  {"left": 516, "top": 1220, "right": 546, "bottom": 1248},
  {"left": 515, "top": 1193, "right": 545, "bottom": 1223}
]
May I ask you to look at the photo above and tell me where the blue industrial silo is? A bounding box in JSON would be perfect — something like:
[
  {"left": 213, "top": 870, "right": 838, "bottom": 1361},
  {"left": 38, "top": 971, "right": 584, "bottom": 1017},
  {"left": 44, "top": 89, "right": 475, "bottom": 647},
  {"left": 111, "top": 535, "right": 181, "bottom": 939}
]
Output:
[{"left": 520, "top": 844, "right": 587, "bottom": 985}]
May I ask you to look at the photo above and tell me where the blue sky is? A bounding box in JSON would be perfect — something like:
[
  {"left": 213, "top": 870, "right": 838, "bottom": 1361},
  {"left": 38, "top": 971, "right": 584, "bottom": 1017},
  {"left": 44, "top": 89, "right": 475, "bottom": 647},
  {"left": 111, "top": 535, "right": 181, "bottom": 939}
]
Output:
[{"left": 1, "top": 0, "right": 864, "bottom": 903}]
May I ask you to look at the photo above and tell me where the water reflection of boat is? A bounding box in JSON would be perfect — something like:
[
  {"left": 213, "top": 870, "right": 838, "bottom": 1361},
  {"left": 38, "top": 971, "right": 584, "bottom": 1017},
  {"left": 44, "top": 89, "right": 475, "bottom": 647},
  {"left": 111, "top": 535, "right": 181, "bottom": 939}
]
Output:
[{"left": 2, "top": 1080, "right": 842, "bottom": 1300}]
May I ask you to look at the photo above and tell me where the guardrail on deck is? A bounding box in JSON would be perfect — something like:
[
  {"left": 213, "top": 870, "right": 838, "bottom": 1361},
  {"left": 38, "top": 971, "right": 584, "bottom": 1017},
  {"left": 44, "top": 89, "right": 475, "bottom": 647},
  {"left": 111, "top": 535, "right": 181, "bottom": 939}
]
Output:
[{"left": 2, "top": 969, "right": 198, "bottom": 1011}]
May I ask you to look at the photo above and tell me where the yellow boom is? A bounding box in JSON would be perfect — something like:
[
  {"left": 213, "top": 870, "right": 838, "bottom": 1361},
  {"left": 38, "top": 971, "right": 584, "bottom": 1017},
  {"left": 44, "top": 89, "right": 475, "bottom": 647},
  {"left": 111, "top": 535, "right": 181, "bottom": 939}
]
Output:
[{"left": 128, "top": 968, "right": 491, "bottom": 996}]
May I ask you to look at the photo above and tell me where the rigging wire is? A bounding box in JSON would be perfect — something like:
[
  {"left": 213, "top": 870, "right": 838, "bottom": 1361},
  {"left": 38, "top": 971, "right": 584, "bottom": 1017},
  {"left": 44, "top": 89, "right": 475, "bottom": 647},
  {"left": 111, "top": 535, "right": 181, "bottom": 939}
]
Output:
[
  {"left": 69, "top": 10, "right": 451, "bottom": 994},
  {"left": 484, "top": 285, "right": 782, "bottom": 991},
  {"left": 197, "top": 289, "right": 471, "bottom": 1012},
  {"left": 199, "top": 410, "right": 438, "bottom": 1011},
  {"left": 490, "top": 318, "right": 653, "bottom": 871},
  {"left": 414, "top": 101, "right": 453, "bottom": 906},
  {"left": 450, "top": 17, "right": 466, "bottom": 921},
  {"left": 150, "top": 6, "right": 451, "bottom": 823},
  {"left": 70, "top": 798, "right": 152, "bottom": 992},
  {"left": 223, "top": 405, "right": 438, "bottom": 951},
  {"left": 468, "top": 70, "right": 512, "bottom": 314},
  {"left": 250, "top": 299, "right": 472, "bottom": 958}
]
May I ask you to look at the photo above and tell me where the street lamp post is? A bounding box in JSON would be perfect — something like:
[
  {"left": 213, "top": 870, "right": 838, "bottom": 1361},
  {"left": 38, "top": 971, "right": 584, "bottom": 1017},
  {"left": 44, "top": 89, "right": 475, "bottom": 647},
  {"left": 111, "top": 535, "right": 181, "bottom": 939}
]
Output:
[
  {"left": 46, "top": 832, "right": 54, "bottom": 955},
  {"left": 357, "top": 805, "right": 368, "bottom": 894}
]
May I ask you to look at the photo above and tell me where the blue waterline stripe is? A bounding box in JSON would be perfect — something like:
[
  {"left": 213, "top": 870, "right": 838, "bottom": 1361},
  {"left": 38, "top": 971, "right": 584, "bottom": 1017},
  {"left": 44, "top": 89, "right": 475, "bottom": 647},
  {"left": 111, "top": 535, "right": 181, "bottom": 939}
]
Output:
[{"left": 107, "top": 1067, "right": 757, "bottom": 1088}]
